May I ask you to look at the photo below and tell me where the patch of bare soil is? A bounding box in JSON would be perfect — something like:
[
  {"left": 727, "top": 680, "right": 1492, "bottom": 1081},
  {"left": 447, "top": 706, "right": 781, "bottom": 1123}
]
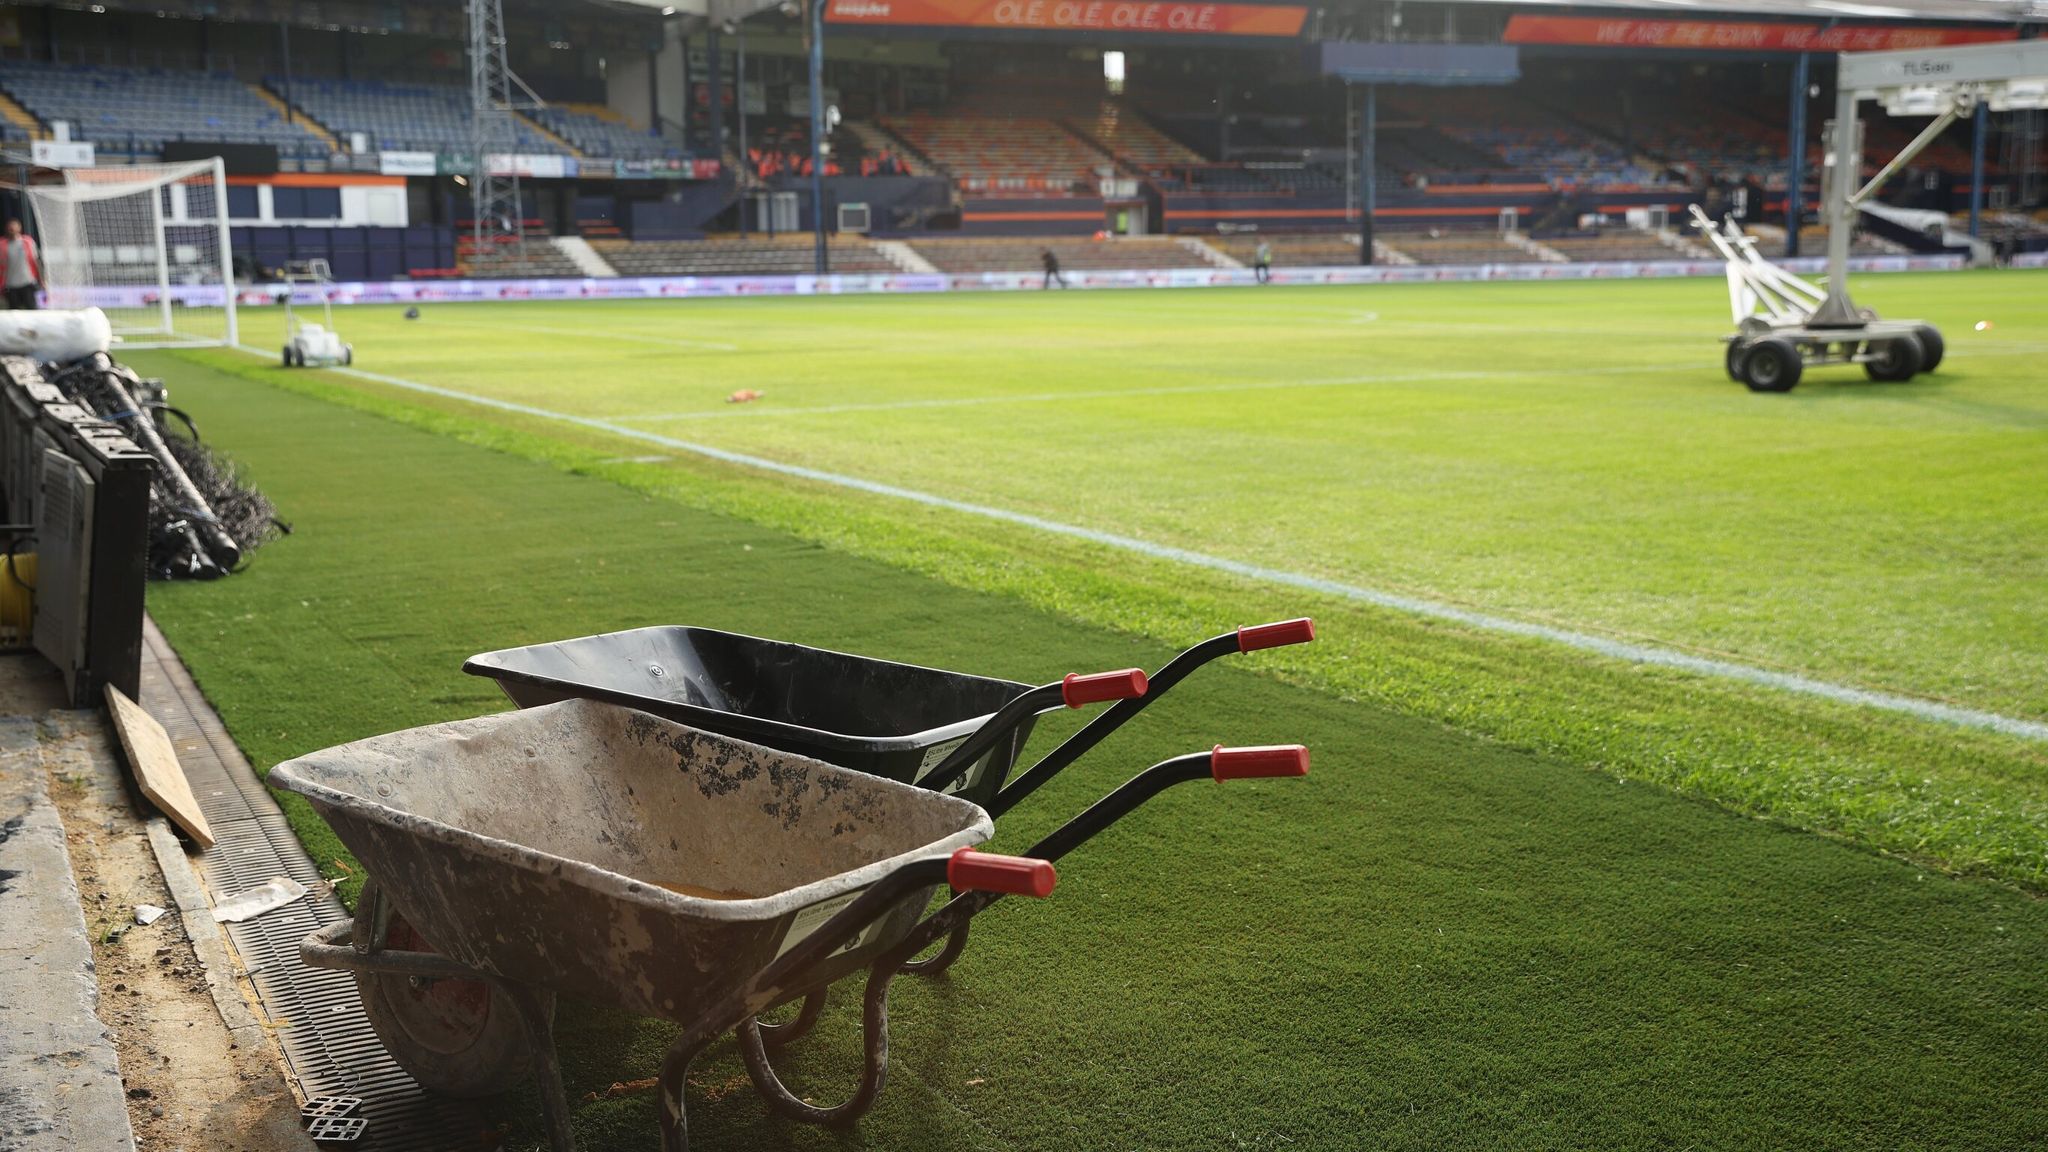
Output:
[{"left": 43, "top": 710, "right": 314, "bottom": 1152}]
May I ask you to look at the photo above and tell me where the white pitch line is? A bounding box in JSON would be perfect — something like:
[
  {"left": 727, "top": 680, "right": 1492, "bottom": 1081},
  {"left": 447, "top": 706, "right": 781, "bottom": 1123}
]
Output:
[{"left": 229, "top": 343, "right": 2048, "bottom": 743}]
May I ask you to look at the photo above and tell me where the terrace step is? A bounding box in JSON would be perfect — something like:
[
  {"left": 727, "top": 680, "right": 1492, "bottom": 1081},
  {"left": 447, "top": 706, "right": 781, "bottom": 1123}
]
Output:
[
  {"left": 515, "top": 109, "right": 583, "bottom": 159},
  {"left": 871, "top": 239, "right": 939, "bottom": 274},
  {"left": 0, "top": 87, "right": 45, "bottom": 141},
  {"left": 1657, "top": 227, "right": 1715, "bottom": 260},
  {"left": 1178, "top": 236, "right": 1242, "bottom": 269},
  {"left": 250, "top": 83, "right": 337, "bottom": 152},
  {"left": 1369, "top": 236, "right": 1418, "bottom": 266},
  {"left": 1505, "top": 231, "right": 1569, "bottom": 263},
  {"left": 552, "top": 235, "right": 618, "bottom": 277}
]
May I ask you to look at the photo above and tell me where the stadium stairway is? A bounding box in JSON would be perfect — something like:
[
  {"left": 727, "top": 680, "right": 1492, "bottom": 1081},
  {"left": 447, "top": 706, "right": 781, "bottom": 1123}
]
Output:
[
  {"left": 1178, "top": 236, "right": 1241, "bottom": 268},
  {"left": 846, "top": 120, "right": 926, "bottom": 175},
  {"left": 870, "top": 239, "right": 939, "bottom": 274},
  {"left": 1657, "top": 228, "right": 1715, "bottom": 260},
  {"left": 1505, "top": 231, "right": 1569, "bottom": 262},
  {"left": 249, "top": 84, "right": 336, "bottom": 152},
  {"left": 551, "top": 235, "right": 617, "bottom": 277},
  {"left": 0, "top": 89, "right": 44, "bottom": 141},
  {"left": 516, "top": 111, "right": 583, "bottom": 158}
]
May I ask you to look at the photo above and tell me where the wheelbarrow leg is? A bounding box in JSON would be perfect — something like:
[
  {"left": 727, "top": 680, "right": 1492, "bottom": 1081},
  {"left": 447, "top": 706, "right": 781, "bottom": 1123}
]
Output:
[
  {"left": 499, "top": 981, "right": 577, "bottom": 1152},
  {"left": 752, "top": 988, "right": 828, "bottom": 1049},
  {"left": 898, "top": 920, "right": 970, "bottom": 977},
  {"left": 658, "top": 1032, "right": 717, "bottom": 1152},
  {"left": 736, "top": 962, "right": 898, "bottom": 1126}
]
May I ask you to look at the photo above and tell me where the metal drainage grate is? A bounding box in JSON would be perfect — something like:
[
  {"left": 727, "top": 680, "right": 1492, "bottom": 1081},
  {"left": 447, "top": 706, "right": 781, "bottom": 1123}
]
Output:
[{"left": 140, "top": 619, "right": 486, "bottom": 1151}]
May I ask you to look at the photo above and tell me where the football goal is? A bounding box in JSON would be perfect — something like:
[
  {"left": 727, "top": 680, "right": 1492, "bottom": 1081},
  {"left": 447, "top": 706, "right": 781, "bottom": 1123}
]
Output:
[{"left": 27, "top": 158, "right": 238, "bottom": 349}]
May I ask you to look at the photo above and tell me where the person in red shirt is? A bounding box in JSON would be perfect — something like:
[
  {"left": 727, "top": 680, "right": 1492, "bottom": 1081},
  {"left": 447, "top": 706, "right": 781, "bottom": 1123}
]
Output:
[{"left": 1, "top": 219, "right": 44, "bottom": 310}]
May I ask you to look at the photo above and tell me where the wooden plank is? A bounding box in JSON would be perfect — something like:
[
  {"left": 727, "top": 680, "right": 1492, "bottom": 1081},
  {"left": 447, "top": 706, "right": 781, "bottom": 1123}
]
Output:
[{"left": 103, "top": 683, "right": 214, "bottom": 849}]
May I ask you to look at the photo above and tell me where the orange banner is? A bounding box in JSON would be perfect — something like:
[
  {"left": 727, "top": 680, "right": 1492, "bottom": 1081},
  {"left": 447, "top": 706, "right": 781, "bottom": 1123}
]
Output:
[
  {"left": 1502, "top": 15, "right": 2017, "bottom": 52},
  {"left": 827, "top": 0, "right": 1306, "bottom": 36}
]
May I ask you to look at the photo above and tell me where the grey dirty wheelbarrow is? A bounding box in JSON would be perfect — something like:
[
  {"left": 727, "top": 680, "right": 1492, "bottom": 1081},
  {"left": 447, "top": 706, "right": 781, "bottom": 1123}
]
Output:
[
  {"left": 463, "top": 618, "right": 1317, "bottom": 988},
  {"left": 276, "top": 698, "right": 1310, "bottom": 1151}
]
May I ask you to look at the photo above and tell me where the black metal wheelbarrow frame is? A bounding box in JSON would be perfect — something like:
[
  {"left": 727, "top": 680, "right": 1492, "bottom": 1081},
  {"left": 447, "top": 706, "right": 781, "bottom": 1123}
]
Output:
[{"left": 297, "top": 740, "right": 1309, "bottom": 1152}]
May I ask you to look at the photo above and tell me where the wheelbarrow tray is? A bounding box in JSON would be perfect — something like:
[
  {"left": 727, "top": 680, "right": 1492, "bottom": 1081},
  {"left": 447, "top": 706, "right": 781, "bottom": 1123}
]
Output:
[
  {"left": 270, "top": 698, "right": 992, "bottom": 1021},
  {"left": 464, "top": 627, "right": 1035, "bottom": 802}
]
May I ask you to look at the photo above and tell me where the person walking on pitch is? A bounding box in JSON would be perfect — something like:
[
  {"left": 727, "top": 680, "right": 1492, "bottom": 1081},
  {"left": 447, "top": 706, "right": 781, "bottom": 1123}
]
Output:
[{"left": 1042, "top": 248, "right": 1069, "bottom": 289}]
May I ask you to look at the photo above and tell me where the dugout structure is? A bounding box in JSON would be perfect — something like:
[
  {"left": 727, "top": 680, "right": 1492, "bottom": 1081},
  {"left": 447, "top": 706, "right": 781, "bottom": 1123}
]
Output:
[{"left": 27, "top": 158, "right": 238, "bottom": 350}]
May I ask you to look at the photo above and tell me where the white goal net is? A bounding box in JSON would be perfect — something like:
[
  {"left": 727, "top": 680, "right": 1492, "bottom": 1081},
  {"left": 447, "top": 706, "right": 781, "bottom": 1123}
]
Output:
[{"left": 27, "top": 158, "right": 237, "bottom": 349}]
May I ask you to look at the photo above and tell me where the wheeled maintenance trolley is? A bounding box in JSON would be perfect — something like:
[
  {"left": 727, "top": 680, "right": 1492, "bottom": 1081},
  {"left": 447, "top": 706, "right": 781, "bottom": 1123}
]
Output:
[
  {"left": 280, "top": 699, "right": 1309, "bottom": 1152},
  {"left": 279, "top": 259, "right": 353, "bottom": 368},
  {"left": 1693, "top": 206, "right": 1943, "bottom": 394},
  {"left": 1699, "top": 41, "right": 2048, "bottom": 392}
]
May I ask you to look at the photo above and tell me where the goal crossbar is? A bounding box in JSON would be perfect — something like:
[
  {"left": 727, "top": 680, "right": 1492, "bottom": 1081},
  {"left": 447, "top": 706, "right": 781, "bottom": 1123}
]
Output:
[{"left": 27, "top": 158, "right": 238, "bottom": 349}]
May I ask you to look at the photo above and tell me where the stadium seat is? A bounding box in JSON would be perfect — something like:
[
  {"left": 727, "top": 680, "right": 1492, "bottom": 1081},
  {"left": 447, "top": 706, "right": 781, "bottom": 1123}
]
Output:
[{"left": 0, "top": 60, "right": 330, "bottom": 163}]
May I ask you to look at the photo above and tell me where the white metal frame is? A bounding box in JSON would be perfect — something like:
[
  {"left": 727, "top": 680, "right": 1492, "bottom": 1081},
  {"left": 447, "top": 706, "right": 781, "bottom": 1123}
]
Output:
[
  {"left": 26, "top": 156, "right": 237, "bottom": 349},
  {"left": 1812, "top": 40, "right": 2048, "bottom": 325},
  {"left": 1689, "top": 205, "right": 1827, "bottom": 329}
]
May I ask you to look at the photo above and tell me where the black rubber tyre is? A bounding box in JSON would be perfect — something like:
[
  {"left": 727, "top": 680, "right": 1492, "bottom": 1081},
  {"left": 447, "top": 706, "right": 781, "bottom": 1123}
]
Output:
[
  {"left": 281, "top": 345, "right": 291, "bottom": 368},
  {"left": 342, "top": 345, "right": 354, "bottom": 367},
  {"left": 1724, "top": 340, "right": 1749, "bottom": 382},
  {"left": 1913, "top": 324, "right": 1944, "bottom": 372},
  {"left": 1863, "top": 332, "right": 1925, "bottom": 382},
  {"left": 352, "top": 881, "right": 547, "bottom": 1098},
  {"left": 1742, "top": 338, "right": 1802, "bottom": 393}
]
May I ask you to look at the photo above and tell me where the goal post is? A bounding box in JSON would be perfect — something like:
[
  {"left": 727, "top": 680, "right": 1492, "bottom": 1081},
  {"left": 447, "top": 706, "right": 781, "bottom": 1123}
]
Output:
[{"left": 27, "top": 158, "right": 238, "bottom": 349}]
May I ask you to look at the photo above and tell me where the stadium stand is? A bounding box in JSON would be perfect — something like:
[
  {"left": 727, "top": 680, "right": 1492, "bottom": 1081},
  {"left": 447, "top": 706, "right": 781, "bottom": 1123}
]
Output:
[
  {"left": 1075, "top": 102, "right": 1204, "bottom": 173},
  {"left": 1380, "top": 228, "right": 1552, "bottom": 265},
  {"left": 280, "top": 78, "right": 565, "bottom": 156},
  {"left": 908, "top": 237, "right": 1210, "bottom": 273},
  {"left": 528, "top": 103, "right": 677, "bottom": 161},
  {"left": 1211, "top": 234, "right": 1365, "bottom": 268},
  {"left": 1538, "top": 230, "right": 1690, "bottom": 262},
  {"left": 883, "top": 112, "right": 1117, "bottom": 194},
  {"left": 591, "top": 237, "right": 899, "bottom": 276},
  {"left": 1383, "top": 88, "right": 1657, "bottom": 187},
  {"left": 0, "top": 61, "right": 330, "bottom": 163},
  {"left": 1796, "top": 224, "right": 1905, "bottom": 257}
]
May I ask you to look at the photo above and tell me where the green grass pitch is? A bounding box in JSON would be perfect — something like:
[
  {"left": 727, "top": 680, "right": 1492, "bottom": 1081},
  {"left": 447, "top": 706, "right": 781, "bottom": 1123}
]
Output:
[{"left": 130, "top": 270, "right": 2048, "bottom": 1150}]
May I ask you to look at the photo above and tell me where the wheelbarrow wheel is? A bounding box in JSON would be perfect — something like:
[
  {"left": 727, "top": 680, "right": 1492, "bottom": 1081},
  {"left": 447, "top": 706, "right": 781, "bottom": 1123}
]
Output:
[{"left": 353, "top": 880, "right": 551, "bottom": 1098}]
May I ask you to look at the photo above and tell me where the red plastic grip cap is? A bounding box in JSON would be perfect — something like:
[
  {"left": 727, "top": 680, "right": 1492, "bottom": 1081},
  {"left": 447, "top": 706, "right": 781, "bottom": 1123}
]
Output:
[
  {"left": 947, "top": 848, "right": 1057, "bottom": 899},
  {"left": 1211, "top": 744, "right": 1310, "bottom": 781},
  {"left": 1061, "top": 668, "right": 1149, "bottom": 708},
  {"left": 1238, "top": 618, "right": 1316, "bottom": 652}
]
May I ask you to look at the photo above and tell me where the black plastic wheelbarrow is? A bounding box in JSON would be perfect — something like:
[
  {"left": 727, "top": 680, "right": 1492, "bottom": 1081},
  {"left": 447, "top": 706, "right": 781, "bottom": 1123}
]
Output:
[
  {"left": 463, "top": 618, "right": 1316, "bottom": 817},
  {"left": 279, "top": 698, "right": 1309, "bottom": 1152}
]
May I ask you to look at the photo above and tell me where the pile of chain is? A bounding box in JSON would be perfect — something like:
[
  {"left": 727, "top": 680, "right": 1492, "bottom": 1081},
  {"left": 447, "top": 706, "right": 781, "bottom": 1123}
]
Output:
[{"left": 47, "top": 353, "right": 284, "bottom": 580}]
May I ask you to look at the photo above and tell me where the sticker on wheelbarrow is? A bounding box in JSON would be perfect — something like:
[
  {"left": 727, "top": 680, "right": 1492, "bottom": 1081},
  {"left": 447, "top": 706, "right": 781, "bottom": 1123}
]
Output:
[
  {"left": 913, "top": 737, "right": 984, "bottom": 796},
  {"left": 774, "top": 890, "right": 880, "bottom": 961}
]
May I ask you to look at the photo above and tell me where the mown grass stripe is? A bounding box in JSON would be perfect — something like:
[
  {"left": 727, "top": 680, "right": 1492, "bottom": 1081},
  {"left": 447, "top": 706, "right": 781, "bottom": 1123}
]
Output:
[{"left": 231, "top": 344, "right": 2048, "bottom": 743}]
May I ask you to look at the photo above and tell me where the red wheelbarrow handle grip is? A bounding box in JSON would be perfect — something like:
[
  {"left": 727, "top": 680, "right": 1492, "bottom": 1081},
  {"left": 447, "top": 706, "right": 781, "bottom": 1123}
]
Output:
[
  {"left": 1061, "top": 668, "right": 1149, "bottom": 708},
  {"left": 948, "top": 848, "right": 1057, "bottom": 898},
  {"left": 1238, "top": 618, "right": 1316, "bottom": 652},
  {"left": 1212, "top": 744, "right": 1310, "bottom": 781}
]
